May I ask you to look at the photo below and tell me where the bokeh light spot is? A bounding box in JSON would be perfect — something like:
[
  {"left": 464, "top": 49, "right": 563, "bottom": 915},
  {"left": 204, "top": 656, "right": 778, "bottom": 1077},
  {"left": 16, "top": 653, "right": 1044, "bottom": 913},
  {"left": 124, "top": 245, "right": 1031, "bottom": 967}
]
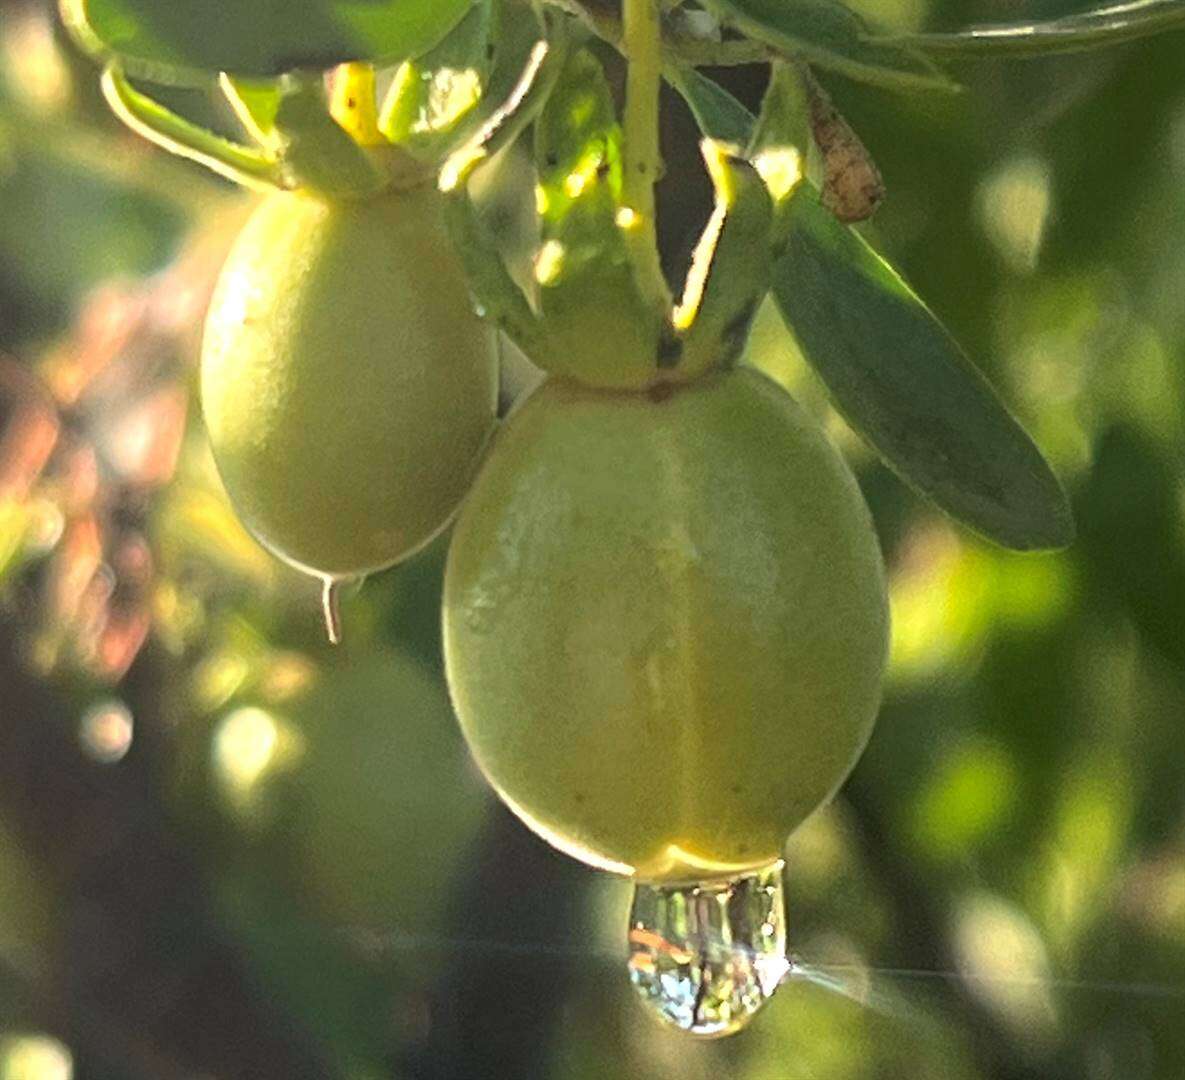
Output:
[
  {"left": 0, "top": 1034, "right": 73, "bottom": 1080},
  {"left": 78, "top": 699, "right": 133, "bottom": 764}
]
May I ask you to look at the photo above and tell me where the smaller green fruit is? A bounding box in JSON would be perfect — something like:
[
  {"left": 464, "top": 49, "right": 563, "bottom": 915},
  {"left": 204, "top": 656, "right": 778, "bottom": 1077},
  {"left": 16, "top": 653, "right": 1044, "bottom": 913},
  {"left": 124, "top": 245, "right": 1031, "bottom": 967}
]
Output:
[{"left": 201, "top": 184, "right": 498, "bottom": 581}]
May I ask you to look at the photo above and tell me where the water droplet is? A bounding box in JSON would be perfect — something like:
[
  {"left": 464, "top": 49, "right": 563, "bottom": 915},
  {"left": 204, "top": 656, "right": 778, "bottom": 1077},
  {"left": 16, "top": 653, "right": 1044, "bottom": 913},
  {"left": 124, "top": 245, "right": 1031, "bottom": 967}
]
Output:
[
  {"left": 321, "top": 577, "right": 343, "bottom": 645},
  {"left": 627, "top": 860, "right": 790, "bottom": 1037}
]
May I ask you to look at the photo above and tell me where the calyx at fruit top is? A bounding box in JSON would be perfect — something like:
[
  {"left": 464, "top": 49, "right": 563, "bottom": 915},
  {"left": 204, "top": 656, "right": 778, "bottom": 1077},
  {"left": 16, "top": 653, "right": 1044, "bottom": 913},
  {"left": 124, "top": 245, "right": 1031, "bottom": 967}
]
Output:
[
  {"left": 443, "top": 45, "right": 774, "bottom": 392},
  {"left": 96, "top": 1, "right": 551, "bottom": 200}
]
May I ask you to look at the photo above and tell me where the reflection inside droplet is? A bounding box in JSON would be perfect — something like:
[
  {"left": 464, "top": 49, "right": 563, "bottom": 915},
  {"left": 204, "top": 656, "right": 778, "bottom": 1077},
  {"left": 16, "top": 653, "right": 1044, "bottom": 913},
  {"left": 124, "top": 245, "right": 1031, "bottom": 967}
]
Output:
[{"left": 627, "top": 860, "right": 790, "bottom": 1037}]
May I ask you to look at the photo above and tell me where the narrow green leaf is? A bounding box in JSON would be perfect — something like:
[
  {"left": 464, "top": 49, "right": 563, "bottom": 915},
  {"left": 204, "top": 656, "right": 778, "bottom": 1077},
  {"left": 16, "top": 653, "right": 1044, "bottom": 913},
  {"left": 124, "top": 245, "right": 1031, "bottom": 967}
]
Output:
[
  {"left": 771, "top": 187, "right": 1074, "bottom": 551},
  {"left": 887, "top": 0, "right": 1185, "bottom": 57},
  {"left": 101, "top": 63, "right": 282, "bottom": 189},
  {"left": 674, "top": 143, "right": 773, "bottom": 379},
  {"left": 220, "top": 75, "right": 283, "bottom": 147},
  {"left": 378, "top": 1, "right": 493, "bottom": 154},
  {"left": 699, "top": 0, "right": 959, "bottom": 93},
  {"left": 747, "top": 61, "right": 813, "bottom": 243},
  {"left": 438, "top": 10, "right": 568, "bottom": 189},
  {"left": 61, "top": 0, "right": 473, "bottom": 84},
  {"left": 664, "top": 64, "right": 756, "bottom": 146},
  {"left": 748, "top": 62, "right": 810, "bottom": 161},
  {"left": 439, "top": 23, "right": 569, "bottom": 354}
]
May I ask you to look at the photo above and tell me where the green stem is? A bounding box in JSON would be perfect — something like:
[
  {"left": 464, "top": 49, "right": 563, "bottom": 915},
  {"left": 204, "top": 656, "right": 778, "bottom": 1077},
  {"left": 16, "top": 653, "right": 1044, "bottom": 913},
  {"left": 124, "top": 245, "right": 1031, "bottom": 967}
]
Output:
[
  {"left": 551, "top": 1, "right": 770, "bottom": 65},
  {"left": 621, "top": 0, "right": 671, "bottom": 311},
  {"left": 622, "top": 0, "right": 661, "bottom": 221}
]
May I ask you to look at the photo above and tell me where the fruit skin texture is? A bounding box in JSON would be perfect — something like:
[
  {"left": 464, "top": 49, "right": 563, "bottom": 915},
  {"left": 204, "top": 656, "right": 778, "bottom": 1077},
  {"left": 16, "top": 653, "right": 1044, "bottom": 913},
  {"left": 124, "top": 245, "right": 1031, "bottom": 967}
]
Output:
[
  {"left": 444, "top": 367, "right": 890, "bottom": 884},
  {"left": 201, "top": 184, "right": 498, "bottom": 579}
]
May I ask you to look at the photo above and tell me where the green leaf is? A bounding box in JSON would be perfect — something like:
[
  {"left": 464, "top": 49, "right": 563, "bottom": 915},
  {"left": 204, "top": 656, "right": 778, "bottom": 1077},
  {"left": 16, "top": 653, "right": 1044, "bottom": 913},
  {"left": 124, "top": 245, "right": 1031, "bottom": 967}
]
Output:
[
  {"left": 101, "top": 63, "right": 282, "bottom": 189},
  {"left": 439, "top": 23, "right": 569, "bottom": 356},
  {"left": 748, "top": 62, "right": 810, "bottom": 161},
  {"left": 887, "top": 0, "right": 1185, "bottom": 57},
  {"left": 1079, "top": 425, "right": 1185, "bottom": 667},
  {"left": 378, "top": 1, "right": 493, "bottom": 154},
  {"left": 220, "top": 75, "right": 283, "bottom": 146},
  {"left": 699, "top": 0, "right": 959, "bottom": 93},
  {"left": 674, "top": 143, "right": 773, "bottom": 379},
  {"left": 528, "top": 48, "right": 666, "bottom": 385},
  {"left": 664, "top": 63, "right": 755, "bottom": 146},
  {"left": 61, "top": 0, "right": 474, "bottom": 83},
  {"left": 439, "top": 14, "right": 568, "bottom": 190},
  {"left": 748, "top": 61, "right": 814, "bottom": 240},
  {"left": 771, "top": 188, "right": 1074, "bottom": 551}
]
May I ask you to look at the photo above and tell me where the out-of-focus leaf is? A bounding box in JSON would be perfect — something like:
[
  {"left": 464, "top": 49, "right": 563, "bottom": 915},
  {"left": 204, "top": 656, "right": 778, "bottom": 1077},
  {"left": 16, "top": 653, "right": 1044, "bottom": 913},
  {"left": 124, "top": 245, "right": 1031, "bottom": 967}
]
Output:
[
  {"left": 887, "top": 0, "right": 1185, "bottom": 57},
  {"left": 699, "top": 0, "right": 958, "bottom": 93},
  {"left": 173, "top": 650, "right": 490, "bottom": 1073},
  {"left": 0, "top": 818, "right": 54, "bottom": 970},
  {"left": 771, "top": 187, "right": 1074, "bottom": 551},
  {"left": 0, "top": 132, "right": 184, "bottom": 333},
  {"left": 1078, "top": 424, "right": 1185, "bottom": 668},
  {"left": 60, "top": 0, "right": 474, "bottom": 84}
]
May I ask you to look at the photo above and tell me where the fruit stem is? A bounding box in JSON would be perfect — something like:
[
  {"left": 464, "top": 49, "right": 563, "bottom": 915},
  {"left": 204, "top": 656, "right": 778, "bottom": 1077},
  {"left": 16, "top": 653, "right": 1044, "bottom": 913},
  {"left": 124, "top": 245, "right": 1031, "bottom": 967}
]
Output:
[{"left": 621, "top": 0, "right": 672, "bottom": 312}]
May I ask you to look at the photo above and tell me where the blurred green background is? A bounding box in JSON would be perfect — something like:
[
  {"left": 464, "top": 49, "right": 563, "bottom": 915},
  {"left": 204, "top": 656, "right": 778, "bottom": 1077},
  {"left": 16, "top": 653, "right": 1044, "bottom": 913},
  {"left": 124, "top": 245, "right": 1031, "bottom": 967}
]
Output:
[{"left": 1, "top": 1, "right": 1182, "bottom": 1077}]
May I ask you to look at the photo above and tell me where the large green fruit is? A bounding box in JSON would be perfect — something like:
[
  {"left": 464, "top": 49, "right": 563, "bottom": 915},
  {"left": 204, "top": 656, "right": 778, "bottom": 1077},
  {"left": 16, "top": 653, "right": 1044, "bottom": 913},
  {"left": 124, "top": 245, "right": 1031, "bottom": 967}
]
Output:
[
  {"left": 443, "top": 368, "right": 889, "bottom": 883},
  {"left": 201, "top": 184, "right": 498, "bottom": 580}
]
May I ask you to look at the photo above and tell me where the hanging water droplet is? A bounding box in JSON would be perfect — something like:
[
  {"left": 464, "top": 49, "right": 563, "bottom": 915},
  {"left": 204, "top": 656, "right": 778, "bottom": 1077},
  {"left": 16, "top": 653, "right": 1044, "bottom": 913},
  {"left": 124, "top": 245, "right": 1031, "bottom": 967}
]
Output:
[
  {"left": 321, "top": 577, "right": 343, "bottom": 645},
  {"left": 627, "top": 860, "right": 790, "bottom": 1037}
]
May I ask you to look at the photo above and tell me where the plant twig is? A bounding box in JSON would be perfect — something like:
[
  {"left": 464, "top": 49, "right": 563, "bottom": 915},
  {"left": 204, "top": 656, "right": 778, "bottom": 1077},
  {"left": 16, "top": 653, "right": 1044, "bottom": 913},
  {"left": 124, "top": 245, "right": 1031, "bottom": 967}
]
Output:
[
  {"left": 621, "top": 0, "right": 674, "bottom": 311},
  {"left": 550, "top": 0, "right": 773, "bottom": 66},
  {"left": 622, "top": 0, "right": 662, "bottom": 234}
]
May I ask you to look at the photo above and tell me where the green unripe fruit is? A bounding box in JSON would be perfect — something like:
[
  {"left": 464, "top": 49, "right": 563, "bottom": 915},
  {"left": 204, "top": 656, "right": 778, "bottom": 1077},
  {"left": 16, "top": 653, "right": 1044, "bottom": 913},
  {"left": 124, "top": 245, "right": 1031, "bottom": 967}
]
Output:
[
  {"left": 175, "top": 651, "right": 488, "bottom": 949},
  {"left": 201, "top": 184, "right": 497, "bottom": 581},
  {"left": 263, "top": 651, "right": 487, "bottom": 931},
  {"left": 443, "top": 368, "right": 889, "bottom": 884}
]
